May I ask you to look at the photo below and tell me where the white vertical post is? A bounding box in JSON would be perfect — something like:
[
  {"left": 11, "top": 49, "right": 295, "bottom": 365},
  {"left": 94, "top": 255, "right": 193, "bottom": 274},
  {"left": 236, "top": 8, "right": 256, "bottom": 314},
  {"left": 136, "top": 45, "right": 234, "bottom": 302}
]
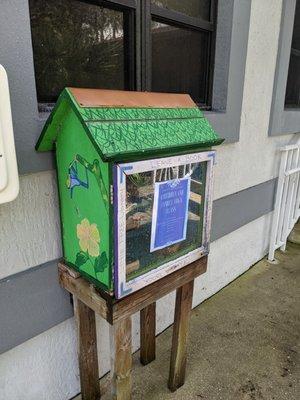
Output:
[
  {"left": 280, "top": 150, "right": 294, "bottom": 251},
  {"left": 268, "top": 150, "right": 288, "bottom": 261},
  {"left": 268, "top": 142, "right": 300, "bottom": 261}
]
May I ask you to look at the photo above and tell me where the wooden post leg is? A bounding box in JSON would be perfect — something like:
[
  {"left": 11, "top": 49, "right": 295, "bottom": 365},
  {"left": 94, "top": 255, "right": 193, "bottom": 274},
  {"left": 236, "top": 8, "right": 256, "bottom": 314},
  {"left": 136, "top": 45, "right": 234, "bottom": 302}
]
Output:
[
  {"left": 140, "top": 302, "right": 156, "bottom": 365},
  {"left": 110, "top": 317, "right": 132, "bottom": 400},
  {"left": 168, "top": 280, "right": 194, "bottom": 392},
  {"left": 73, "top": 296, "right": 101, "bottom": 400}
]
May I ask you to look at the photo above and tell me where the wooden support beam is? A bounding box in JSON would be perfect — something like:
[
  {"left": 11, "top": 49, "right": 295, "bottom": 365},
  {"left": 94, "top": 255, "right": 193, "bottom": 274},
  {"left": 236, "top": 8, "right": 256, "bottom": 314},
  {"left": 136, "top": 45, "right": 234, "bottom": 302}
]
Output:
[
  {"left": 111, "top": 257, "right": 206, "bottom": 323},
  {"left": 168, "top": 280, "right": 194, "bottom": 392},
  {"left": 59, "top": 263, "right": 108, "bottom": 320},
  {"left": 110, "top": 317, "right": 132, "bottom": 400},
  {"left": 59, "top": 262, "right": 81, "bottom": 278},
  {"left": 140, "top": 302, "right": 156, "bottom": 365},
  {"left": 73, "top": 296, "right": 101, "bottom": 400},
  {"left": 58, "top": 258, "right": 207, "bottom": 325}
]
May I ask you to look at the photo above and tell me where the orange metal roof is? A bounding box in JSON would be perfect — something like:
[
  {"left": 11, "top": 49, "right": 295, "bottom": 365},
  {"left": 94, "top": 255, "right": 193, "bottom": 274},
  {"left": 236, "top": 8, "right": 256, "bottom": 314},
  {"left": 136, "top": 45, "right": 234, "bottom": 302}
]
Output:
[{"left": 68, "top": 87, "right": 196, "bottom": 108}]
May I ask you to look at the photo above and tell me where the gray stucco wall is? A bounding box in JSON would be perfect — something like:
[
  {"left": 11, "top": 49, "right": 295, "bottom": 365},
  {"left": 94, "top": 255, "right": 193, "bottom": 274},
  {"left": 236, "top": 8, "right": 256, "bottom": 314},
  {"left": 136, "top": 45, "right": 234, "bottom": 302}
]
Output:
[{"left": 0, "top": 0, "right": 54, "bottom": 174}]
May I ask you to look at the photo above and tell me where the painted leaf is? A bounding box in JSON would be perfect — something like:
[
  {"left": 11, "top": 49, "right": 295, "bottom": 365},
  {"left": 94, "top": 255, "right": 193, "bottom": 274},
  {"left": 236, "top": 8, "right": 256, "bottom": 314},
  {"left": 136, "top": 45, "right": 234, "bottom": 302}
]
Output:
[
  {"left": 94, "top": 251, "right": 108, "bottom": 274},
  {"left": 75, "top": 251, "right": 88, "bottom": 267}
]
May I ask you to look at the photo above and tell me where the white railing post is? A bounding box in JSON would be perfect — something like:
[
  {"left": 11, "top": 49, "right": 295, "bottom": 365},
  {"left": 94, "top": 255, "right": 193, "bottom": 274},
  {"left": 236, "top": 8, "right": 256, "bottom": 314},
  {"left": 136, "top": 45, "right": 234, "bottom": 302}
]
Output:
[{"left": 268, "top": 142, "right": 300, "bottom": 261}]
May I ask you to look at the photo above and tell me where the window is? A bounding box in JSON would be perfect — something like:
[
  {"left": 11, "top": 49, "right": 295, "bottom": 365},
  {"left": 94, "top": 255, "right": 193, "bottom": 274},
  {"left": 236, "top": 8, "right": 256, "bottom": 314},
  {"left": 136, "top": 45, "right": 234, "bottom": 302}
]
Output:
[
  {"left": 150, "top": 0, "right": 216, "bottom": 107},
  {"left": 29, "top": 0, "right": 134, "bottom": 105},
  {"left": 269, "top": 0, "right": 300, "bottom": 136},
  {"left": 29, "top": 0, "right": 216, "bottom": 108},
  {"left": 285, "top": 0, "right": 300, "bottom": 108}
]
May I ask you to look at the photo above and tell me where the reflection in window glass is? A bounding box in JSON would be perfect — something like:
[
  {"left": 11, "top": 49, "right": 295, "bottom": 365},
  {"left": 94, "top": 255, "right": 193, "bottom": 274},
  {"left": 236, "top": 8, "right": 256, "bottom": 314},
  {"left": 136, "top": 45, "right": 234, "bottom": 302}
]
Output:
[
  {"left": 285, "top": 0, "right": 300, "bottom": 108},
  {"left": 125, "top": 162, "right": 207, "bottom": 281},
  {"left": 29, "top": 0, "right": 127, "bottom": 103},
  {"left": 151, "top": 21, "right": 209, "bottom": 105},
  {"left": 151, "top": 0, "right": 211, "bottom": 21}
]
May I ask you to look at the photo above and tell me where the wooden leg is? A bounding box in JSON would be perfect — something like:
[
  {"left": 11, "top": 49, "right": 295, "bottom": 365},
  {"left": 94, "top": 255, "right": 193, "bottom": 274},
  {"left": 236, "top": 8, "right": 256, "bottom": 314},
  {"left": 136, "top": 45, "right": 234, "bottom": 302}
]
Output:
[
  {"left": 168, "top": 279, "right": 194, "bottom": 392},
  {"left": 140, "top": 302, "right": 156, "bottom": 365},
  {"left": 110, "top": 317, "right": 132, "bottom": 400},
  {"left": 73, "top": 296, "right": 101, "bottom": 400}
]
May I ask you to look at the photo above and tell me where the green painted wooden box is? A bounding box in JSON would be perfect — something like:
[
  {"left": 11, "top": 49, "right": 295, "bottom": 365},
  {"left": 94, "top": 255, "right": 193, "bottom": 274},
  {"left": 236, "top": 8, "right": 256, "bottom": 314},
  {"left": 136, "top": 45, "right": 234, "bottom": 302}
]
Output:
[{"left": 36, "top": 88, "right": 223, "bottom": 298}]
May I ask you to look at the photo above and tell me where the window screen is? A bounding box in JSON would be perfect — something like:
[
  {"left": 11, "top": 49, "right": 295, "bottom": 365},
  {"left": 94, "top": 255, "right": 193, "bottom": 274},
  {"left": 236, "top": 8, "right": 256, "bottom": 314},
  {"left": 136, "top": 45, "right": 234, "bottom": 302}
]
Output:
[{"left": 151, "top": 21, "right": 209, "bottom": 105}]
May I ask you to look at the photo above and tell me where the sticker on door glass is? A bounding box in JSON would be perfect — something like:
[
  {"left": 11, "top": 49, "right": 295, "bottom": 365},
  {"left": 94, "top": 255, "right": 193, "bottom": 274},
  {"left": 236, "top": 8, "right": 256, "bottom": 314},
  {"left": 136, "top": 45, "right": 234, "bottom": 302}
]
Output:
[{"left": 150, "top": 177, "right": 191, "bottom": 252}]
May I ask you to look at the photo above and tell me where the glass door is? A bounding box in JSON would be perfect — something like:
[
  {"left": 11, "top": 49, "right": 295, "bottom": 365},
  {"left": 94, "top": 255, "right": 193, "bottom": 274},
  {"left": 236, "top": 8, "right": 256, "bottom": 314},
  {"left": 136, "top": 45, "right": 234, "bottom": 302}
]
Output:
[{"left": 114, "top": 151, "right": 215, "bottom": 298}]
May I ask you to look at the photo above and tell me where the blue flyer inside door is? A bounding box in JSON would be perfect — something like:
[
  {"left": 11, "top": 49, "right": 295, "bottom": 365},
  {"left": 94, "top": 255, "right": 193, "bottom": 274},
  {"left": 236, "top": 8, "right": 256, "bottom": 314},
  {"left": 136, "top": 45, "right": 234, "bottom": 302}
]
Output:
[{"left": 150, "top": 177, "right": 191, "bottom": 252}]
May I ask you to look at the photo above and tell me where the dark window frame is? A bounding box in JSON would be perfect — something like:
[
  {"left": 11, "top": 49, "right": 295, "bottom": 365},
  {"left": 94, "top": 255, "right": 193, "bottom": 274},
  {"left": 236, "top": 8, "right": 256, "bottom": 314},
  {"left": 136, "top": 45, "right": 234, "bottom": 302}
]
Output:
[
  {"left": 284, "top": 0, "right": 300, "bottom": 109},
  {"left": 30, "top": 0, "right": 217, "bottom": 109}
]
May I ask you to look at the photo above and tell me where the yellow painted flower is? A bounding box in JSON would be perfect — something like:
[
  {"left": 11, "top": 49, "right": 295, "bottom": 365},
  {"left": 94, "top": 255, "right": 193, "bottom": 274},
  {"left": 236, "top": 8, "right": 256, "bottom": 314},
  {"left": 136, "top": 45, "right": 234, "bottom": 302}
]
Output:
[{"left": 76, "top": 218, "right": 100, "bottom": 257}]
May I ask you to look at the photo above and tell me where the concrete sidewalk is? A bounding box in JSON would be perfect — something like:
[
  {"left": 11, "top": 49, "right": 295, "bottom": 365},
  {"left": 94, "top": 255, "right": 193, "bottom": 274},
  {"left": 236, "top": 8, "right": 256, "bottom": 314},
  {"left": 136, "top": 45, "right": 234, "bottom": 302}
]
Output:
[{"left": 76, "top": 241, "right": 300, "bottom": 400}]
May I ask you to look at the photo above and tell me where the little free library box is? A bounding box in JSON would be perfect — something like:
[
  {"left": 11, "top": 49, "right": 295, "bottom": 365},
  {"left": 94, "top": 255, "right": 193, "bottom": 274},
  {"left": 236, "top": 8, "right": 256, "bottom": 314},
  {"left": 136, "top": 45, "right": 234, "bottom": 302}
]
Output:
[{"left": 36, "top": 88, "right": 223, "bottom": 299}]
